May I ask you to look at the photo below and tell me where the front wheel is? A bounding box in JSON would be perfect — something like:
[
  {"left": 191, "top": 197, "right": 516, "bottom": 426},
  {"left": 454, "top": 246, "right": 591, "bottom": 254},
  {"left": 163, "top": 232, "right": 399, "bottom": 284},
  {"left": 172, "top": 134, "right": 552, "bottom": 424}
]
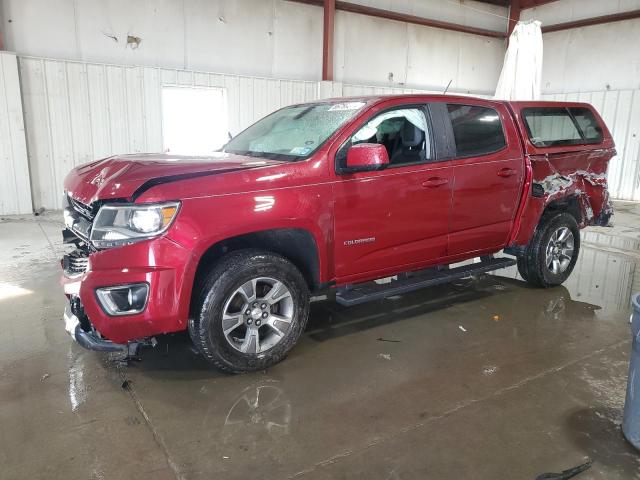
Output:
[
  {"left": 518, "top": 212, "right": 580, "bottom": 288},
  {"left": 192, "top": 250, "right": 310, "bottom": 373}
]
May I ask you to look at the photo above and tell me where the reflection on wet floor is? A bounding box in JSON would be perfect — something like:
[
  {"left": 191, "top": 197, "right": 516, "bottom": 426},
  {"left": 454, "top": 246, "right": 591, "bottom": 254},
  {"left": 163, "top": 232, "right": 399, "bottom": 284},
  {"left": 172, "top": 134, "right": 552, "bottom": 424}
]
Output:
[
  {"left": 2, "top": 217, "right": 640, "bottom": 479},
  {"left": 498, "top": 242, "right": 640, "bottom": 315},
  {"left": 109, "top": 243, "right": 639, "bottom": 479}
]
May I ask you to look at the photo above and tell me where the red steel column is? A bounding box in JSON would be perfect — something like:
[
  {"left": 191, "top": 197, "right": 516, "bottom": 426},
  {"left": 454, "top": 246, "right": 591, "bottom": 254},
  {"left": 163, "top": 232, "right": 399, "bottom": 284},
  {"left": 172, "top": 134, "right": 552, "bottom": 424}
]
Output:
[
  {"left": 507, "top": 0, "right": 521, "bottom": 41},
  {"left": 322, "top": 0, "right": 335, "bottom": 81}
]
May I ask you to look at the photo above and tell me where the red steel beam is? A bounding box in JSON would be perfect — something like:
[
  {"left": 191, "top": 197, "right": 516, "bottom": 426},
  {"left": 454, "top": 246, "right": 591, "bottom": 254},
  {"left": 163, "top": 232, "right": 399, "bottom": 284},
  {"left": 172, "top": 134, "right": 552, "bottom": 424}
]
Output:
[
  {"left": 507, "top": 0, "right": 521, "bottom": 39},
  {"left": 520, "top": 0, "right": 559, "bottom": 9},
  {"left": 477, "top": 0, "right": 509, "bottom": 6},
  {"left": 322, "top": 0, "right": 335, "bottom": 81},
  {"left": 288, "top": 0, "right": 506, "bottom": 38},
  {"left": 542, "top": 9, "right": 640, "bottom": 33}
]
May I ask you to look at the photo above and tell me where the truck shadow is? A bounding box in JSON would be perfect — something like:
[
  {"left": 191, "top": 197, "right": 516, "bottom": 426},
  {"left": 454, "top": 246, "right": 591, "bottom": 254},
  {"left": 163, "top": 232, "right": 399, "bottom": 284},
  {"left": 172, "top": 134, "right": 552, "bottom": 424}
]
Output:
[
  {"left": 305, "top": 275, "right": 506, "bottom": 342},
  {"left": 126, "top": 274, "right": 593, "bottom": 374}
]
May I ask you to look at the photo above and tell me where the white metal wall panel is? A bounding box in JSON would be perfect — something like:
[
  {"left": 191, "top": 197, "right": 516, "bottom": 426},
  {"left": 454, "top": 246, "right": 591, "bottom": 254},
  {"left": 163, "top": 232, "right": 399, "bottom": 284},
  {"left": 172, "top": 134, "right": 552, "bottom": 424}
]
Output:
[
  {"left": 542, "top": 90, "right": 640, "bottom": 201},
  {"left": 0, "top": 52, "right": 32, "bottom": 215},
  {"left": 342, "top": 83, "right": 489, "bottom": 98},
  {"left": 342, "top": 84, "right": 433, "bottom": 97},
  {"left": 18, "top": 56, "right": 319, "bottom": 210},
  {"left": 14, "top": 54, "right": 640, "bottom": 212},
  {"left": 2, "top": 0, "right": 505, "bottom": 86}
]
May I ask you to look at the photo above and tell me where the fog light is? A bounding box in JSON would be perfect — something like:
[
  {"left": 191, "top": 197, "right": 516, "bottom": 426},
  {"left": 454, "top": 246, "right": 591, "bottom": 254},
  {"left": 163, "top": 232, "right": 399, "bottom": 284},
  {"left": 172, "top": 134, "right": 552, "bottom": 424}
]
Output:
[{"left": 95, "top": 283, "right": 149, "bottom": 316}]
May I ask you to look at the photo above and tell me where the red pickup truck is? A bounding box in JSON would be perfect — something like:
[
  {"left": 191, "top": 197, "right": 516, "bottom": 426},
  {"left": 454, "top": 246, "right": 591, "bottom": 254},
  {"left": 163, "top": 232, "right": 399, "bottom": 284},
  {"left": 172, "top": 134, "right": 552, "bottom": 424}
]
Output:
[{"left": 61, "top": 95, "right": 614, "bottom": 372}]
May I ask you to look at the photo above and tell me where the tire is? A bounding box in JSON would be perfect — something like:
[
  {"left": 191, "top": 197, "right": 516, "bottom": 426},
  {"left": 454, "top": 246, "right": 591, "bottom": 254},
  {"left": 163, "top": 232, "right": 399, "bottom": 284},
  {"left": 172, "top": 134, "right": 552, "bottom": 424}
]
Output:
[
  {"left": 516, "top": 256, "right": 530, "bottom": 282},
  {"left": 192, "top": 249, "right": 310, "bottom": 373},
  {"left": 519, "top": 211, "right": 580, "bottom": 288},
  {"left": 187, "top": 316, "right": 201, "bottom": 353}
]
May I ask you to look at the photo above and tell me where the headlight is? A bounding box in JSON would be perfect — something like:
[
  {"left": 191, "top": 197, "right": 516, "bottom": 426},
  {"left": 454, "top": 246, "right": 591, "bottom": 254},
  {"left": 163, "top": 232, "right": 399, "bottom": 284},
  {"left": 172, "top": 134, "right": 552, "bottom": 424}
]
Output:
[{"left": 90, "top": 202, "right": 180, "bottom": 249}]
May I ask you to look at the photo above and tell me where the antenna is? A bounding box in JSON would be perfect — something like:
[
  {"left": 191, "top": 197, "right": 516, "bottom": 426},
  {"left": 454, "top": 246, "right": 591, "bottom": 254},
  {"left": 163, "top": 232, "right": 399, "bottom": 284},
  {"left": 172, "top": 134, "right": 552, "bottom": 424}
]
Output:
[{"left": 443, "top": 79, "right": 452, "bottom": 95}]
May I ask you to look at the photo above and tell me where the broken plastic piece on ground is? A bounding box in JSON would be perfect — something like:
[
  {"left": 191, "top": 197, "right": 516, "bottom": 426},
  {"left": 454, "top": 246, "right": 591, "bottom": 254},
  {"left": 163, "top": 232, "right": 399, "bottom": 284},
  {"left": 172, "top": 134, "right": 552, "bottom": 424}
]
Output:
[
  {"left": 376, "top": 337, "right": 401, "bottom": 343},
  {"left": 535, "top": 459, "right": 592, "bottom": 480}
]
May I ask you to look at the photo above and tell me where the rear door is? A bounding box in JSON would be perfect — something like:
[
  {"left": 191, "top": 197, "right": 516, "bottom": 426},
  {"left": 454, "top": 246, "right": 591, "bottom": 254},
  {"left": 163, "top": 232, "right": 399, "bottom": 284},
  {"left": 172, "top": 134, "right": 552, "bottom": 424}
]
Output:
[{"left": 431, "top": 100, "right": 524, "bottom": 256}]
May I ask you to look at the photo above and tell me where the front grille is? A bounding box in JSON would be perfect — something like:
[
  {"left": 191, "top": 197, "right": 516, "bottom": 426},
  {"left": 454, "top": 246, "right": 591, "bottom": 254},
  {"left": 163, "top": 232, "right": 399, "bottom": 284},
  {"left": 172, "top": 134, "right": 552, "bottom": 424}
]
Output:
[
  {"left": 69, "top": 196, "right": 96, "bottom": 220},
  {"left": 65, "top": 194, "right": 95, "bottom": 243},
  {"left": 63, "top": 248, "right": 89, "bottom": 276}
]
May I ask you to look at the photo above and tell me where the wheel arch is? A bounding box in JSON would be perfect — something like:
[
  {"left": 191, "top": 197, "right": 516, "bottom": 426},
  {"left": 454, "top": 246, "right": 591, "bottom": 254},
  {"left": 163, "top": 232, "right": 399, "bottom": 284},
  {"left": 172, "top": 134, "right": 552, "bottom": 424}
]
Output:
[
  {"left": 191, "top": 228, "right": 321, "bottom": 302},
  {"left": 542, "top": 194, "right": 584, "bottom": 226},
  {"left": 508, "top": 193, "right": 585, "bottom": 251}
]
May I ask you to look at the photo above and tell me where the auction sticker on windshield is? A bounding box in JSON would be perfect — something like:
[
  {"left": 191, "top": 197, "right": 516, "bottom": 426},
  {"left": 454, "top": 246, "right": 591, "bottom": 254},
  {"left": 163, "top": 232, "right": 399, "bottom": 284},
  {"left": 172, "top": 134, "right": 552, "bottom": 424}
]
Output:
[{"left": 328, "top": 102, "right": 365, "bottom": 111}]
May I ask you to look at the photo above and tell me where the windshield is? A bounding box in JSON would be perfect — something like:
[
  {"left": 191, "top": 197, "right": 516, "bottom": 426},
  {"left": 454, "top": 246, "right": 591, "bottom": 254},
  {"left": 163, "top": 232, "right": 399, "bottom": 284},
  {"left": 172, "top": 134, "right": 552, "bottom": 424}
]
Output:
[{"left": 224, "top": 101, "right": 366, "bottom": 161}]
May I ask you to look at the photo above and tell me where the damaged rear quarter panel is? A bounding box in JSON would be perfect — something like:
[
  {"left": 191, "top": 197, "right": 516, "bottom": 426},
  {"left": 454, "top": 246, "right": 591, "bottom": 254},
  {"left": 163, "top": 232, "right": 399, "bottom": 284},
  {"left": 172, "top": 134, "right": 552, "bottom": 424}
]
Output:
[{"left": 507, "top": 102, "right": 616, "bottom": 246}]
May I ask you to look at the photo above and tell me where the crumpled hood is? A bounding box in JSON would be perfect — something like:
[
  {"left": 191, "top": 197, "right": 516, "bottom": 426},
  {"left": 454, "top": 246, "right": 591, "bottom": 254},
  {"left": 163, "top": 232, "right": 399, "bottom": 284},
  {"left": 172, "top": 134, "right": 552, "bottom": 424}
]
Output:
[{"left": 64, "top": 153, "right": 284, "bottom": 205}]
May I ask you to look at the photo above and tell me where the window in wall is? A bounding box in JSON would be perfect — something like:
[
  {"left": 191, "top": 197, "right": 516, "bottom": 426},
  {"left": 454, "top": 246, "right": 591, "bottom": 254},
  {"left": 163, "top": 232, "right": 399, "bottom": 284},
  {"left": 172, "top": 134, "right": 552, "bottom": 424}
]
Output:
[
  {"left": 522, "top": 107, "right": 602, "bottom": 147},
  {"left": 162, "top": 86, "right": 229, "bottom": 155},
  {"left": 341, "top": 108, "right": 430, "bottom": 167},
  {"left": 446, "top": 104, "right": 506, "bottom": 158}
]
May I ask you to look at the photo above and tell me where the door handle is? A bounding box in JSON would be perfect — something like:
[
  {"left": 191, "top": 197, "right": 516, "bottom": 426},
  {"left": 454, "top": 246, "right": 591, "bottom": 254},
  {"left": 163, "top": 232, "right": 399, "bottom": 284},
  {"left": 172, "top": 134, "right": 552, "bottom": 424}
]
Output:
[
  {"left": 497, "top": 168, "right": 517, "bottom": 178},
  {"left": 422, "top": 177, "right": 448, "bottom": 188}
]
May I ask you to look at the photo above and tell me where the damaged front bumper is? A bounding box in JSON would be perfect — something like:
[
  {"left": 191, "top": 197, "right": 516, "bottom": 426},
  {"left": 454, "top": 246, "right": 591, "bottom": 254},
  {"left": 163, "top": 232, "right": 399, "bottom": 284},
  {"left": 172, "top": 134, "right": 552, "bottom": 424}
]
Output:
[{"left": 63, "top": 300, "right": 127, "bottom": 353}]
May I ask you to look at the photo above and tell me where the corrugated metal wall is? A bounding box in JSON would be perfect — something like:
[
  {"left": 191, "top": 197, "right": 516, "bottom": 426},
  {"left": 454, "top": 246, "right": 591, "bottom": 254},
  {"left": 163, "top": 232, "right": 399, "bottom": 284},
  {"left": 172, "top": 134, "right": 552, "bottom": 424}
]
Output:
[
  {"left": 542, "top": 90, "right": 640, "bottom": 201},
  {"left": 18, "top": 56, "right": 319, "bottom": 210},
  {"left": 0, "top": 52, "right": 32, "bottom": 215},
  {"left": 3, "top": 54, "right": 639, "bottom": 214},
  {"left": 343, "top": 83, "right": 432, "bottom": 96},
  {"left": 342, "top": 83, "right": 492, "bottom": 98}
]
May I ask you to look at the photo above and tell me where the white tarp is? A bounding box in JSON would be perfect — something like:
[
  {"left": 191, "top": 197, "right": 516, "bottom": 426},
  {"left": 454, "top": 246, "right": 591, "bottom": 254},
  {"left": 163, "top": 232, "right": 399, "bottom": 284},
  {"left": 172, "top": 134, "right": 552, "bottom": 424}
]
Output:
[{"left": 494, "top": 20, "right": 543, "bottom": 101}]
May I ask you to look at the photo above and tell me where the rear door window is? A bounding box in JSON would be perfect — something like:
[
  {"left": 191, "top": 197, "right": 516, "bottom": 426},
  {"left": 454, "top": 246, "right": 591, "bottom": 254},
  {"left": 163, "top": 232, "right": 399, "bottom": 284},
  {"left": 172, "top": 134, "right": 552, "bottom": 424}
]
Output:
[
  {"left": 446, "top": 104, "right": 506, "bottom": 158},
  {"left": 522, "top": 107, "right": 602, "bottom": 147}
]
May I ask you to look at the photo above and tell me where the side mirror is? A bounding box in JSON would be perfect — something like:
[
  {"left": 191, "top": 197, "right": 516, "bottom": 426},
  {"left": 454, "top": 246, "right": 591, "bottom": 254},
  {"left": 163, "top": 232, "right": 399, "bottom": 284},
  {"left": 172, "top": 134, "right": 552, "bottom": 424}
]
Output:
[{"left": 344, "top": 143, "right": 389, "bottom": 173}]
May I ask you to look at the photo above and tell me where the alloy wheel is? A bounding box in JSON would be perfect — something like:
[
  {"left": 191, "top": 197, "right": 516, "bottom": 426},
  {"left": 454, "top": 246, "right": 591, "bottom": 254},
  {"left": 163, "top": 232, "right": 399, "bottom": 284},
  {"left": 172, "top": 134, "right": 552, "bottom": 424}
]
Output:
[
  {"left": 545, "top": 227, "right": 575, "bottom": 275},
  {"left": 221, "top": 277, "right": 294, "bottom": 354}
]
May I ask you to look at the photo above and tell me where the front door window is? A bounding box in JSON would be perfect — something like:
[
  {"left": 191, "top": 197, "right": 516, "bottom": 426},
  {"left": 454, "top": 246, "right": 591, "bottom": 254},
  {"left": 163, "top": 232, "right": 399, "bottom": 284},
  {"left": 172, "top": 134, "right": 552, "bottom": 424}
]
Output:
[{"left": 343, "top": 108, "right": 431, "bottom": 167}]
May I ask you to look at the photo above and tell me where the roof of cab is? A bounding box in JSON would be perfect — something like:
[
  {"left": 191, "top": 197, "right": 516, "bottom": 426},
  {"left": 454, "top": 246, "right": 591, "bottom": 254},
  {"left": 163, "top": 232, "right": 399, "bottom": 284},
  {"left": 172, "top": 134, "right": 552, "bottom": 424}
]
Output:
[
  {"left": 307, "top": 94, "right": 597, "bottom": 112},
  {"left": 315, "top": 94, "right": 493, "bottom": 104}
]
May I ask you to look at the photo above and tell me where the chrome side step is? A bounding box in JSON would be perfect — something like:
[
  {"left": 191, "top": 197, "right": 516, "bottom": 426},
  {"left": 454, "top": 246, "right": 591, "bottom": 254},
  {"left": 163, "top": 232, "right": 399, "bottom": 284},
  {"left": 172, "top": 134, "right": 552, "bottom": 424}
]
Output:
[{"left": 335, "top": 257, "right": 516, "bottom": 307}]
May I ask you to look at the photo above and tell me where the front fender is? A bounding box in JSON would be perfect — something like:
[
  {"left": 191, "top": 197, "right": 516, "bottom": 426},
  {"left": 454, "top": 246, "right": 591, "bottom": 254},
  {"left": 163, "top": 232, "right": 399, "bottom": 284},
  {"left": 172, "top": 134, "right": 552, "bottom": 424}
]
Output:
[{"left": 166, "top": 183, "right": 333, "bottom": 302}]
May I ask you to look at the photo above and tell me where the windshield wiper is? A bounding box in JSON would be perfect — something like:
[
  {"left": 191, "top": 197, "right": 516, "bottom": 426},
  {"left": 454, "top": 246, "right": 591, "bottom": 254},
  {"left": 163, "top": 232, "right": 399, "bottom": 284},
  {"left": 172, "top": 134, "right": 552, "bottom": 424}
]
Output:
[
  {"left": 293, "top": 106, "right": 315, "bottom": 120},
  {"left": 225, "top": 149, "right": 259, "bottom": 157},
  {"left": 226, "top": 150, "right": 282, "bottom": 160}
]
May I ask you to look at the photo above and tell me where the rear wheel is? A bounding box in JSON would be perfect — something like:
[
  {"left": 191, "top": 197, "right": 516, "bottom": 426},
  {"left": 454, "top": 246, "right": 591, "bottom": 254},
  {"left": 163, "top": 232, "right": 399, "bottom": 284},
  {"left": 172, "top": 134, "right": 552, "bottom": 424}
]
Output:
[
  {"left": 192, "top": 249, "right": 310, "bottom": 373},
  {"left": 518, "top": 212, "right": 580, "bottom": 288}
]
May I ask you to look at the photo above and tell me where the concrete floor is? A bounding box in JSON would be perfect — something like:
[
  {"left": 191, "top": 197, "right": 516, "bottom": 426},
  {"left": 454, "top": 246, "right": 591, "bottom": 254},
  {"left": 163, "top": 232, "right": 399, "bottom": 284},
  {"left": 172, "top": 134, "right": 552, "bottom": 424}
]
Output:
[{"left": 1, "top": 203, "right": 640, "bottom": 480}]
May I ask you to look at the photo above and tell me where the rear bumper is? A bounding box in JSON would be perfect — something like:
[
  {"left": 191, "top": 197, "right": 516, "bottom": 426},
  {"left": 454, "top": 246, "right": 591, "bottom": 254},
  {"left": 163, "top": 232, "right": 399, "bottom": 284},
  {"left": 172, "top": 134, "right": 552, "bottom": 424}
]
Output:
[{"left": 60, "top": 236, "right": 193, "bottom": 344}]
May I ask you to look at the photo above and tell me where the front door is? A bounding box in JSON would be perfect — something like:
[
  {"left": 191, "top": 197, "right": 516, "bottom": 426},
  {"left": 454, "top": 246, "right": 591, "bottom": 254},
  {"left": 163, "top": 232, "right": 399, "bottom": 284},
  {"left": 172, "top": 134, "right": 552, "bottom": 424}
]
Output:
[{"left": 333, "top": 106, "right": 453, "bottom": 282}]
